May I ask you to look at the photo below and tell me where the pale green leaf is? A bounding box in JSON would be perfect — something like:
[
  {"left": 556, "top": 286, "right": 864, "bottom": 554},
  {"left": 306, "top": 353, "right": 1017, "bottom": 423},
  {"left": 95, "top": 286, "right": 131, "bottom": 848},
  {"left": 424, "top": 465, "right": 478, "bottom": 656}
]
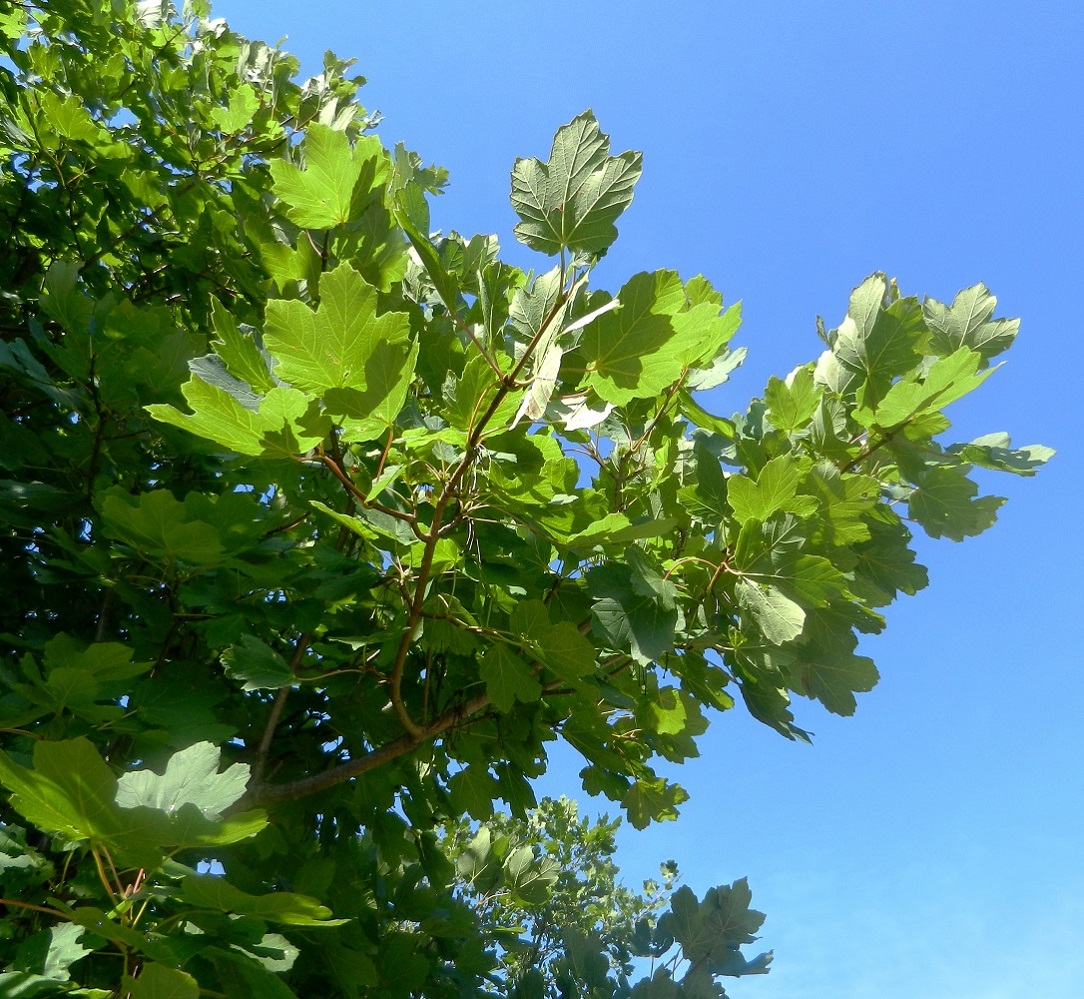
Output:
[
  {"left": 735, "top": 580, "right": 805, "bottom": 645},
  {"left": 263, "top": 263, "right": 411, "bottom": 394},
  {"left": 947, "top": 432, "right": 1055, "bottom": 476},
  {"left": 270, "top": 125, "right": 388, "bottom": 228},
  {"left": 211, "top": 83, "right": 259, "bottom": 133},
  {"left": 210, "top": 300, "right": 277, "bottom": 393},
  {"left": 727, "top": 456, "right": 817, "bottom": 524},
  {"left": 148, "top": 382, "right": 325, "bottom": 457},
  {"left": 115, "top": 742, "right": 250, "bottom": 818},
  {"left": 764, "top": 365, "right": 820, "bottom": 433}
]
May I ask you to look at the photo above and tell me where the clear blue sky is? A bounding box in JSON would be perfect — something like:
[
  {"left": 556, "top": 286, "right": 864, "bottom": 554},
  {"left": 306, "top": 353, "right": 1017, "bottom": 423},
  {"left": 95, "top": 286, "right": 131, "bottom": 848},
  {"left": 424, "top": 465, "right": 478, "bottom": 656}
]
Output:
[{"left": 216, "top": 2, "right": 1082, "bottom": 995}]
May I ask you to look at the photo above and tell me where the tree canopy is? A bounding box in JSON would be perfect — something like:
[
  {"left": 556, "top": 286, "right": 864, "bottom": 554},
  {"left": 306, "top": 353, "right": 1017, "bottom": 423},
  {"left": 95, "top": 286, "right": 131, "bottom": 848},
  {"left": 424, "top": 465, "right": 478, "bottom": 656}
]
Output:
[{"left": 0, "top": 2, "right": 1052, "bottom": 997}]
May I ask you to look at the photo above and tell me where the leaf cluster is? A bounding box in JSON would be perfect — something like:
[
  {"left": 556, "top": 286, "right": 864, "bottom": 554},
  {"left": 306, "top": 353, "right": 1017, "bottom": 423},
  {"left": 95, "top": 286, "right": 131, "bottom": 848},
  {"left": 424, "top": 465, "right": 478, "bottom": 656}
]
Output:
[{"left": 0, "top": 2, "right": 1050, "bottom": 997}]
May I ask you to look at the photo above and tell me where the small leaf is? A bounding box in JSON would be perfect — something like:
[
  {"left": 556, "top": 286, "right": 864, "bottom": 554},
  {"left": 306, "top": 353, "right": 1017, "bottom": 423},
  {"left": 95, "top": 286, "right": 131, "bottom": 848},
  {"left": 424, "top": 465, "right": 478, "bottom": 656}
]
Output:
[
  {"left": 448, "top": 766, "right": 499, "bottom": 821},
  {"left": 211, "top": 84, "right": 259, "bottom": 133},
  {"left": 833, "top": 274, "right": 923, "bottom": 398},
  {"left": 947, "top": 433, "right": 1055, "bottom": 476},
  {"left": 622, "top": 778, "right": 688, "bottom": 829},
  {"left": 210, "top": 300, "right": 277, "bottom": 393},
  {"left": 727, "top": 456, "right": 817, "bottom": 524},
  {"left": 222, "top": 635, "right": 295, "bottom": 692},
  {"left": 764, "top": 365, "right": 820, "bottom": 433}
]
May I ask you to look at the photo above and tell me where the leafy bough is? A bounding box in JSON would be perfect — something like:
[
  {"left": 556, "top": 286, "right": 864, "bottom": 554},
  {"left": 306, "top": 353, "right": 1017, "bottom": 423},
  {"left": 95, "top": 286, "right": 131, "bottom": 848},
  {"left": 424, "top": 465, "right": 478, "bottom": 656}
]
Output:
[{"left": 0, "top": 4, "right": 1051, "bottom": 996}]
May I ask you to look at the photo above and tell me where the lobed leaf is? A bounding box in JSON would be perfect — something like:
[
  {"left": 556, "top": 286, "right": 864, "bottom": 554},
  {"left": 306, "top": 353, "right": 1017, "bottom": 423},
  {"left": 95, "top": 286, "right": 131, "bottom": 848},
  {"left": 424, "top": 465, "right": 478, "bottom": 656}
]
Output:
[{"left": 511, "top": 111, "right": 642, "bottom": 257}]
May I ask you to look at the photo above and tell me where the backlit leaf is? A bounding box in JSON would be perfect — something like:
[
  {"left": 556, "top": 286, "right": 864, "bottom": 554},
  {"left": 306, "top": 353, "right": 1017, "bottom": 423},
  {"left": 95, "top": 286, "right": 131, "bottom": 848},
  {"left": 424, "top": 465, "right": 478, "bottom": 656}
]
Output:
[
  {"left": 271, "top": 125, "right": 388, "bottom": 229},
  {"left": 264, "top": 263, "right": 412, "bottom": 395},
  {"left": 511, "top": 110, "right": 642, "bottom": 256}
]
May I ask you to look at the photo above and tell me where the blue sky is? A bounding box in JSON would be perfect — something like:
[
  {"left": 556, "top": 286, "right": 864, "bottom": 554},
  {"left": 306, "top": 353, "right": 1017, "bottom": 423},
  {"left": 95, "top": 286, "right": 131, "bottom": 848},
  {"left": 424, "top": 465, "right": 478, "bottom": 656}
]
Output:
[{"left": 216, "top": 2, "right": 1082, "bottom": 995}]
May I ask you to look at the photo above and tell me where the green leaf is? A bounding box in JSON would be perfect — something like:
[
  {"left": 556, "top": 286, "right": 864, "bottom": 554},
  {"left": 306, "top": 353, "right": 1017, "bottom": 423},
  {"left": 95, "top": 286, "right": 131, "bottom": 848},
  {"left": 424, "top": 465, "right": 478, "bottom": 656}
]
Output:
[
  {"left": 851, "top": 515, "right": 930, "bottom": 606},
  {"left": 854, "top": 347, "right": 993, "bottom": 429},
  {"left": 125, "top": 964, "right": 200, "bottom": 999},
  {"left": 0, "top": 738, "right": 121, "bottom": 843},
  {"left": 511, "top": 600, "right": 597, "bottom": 683},
  {"left": 764, "top": 365, "right": 820, "bottom": 433},
  {"left": 793, "top": 648, "right": 879, "bottom": 716},
  {"left": 39, "top": 91, "right": 100, "bottom": 143},
  {"left": 678, "top": 389, "right": 738, "bottom": 437},
  {"left": 643, "top": 686, "right": 690, "bottom": 736},
  {"left": 43, "top": 634, "right": 149, "bottom": 682},
  {"left": 479, "top": 644, "right": 541, "bottom": 712},
  {"left": 511, "top": 110, "right": 642, "bottom": 256},
  {"left": 115, "top": 742, "right": 250, "bottom": 818},
  {"left": 98, "top": 488, "right": 223, "bottom": 566},
  {"left": 908, "top": 465, "right": 1005, "bottom": 541},
  {"left": 727, "top": 456, "right": 818, "bottom": 524},
  {"left": 735, "top": 580, "right": 805, "bottom": 645},
  {"left": 833, "top": 274, "right": 924, "bottom": 398},
  {"left": 669, "top": 297, "right": 742, "bottom": 372},
  {"left": 222, "top": 635, "right": 296, "bottom": 691},
  {"left": 448, "top": 766, "right": 500, "bottom": 821},
  {"left": 206, "top": 948, "right": 299, "bottom": 998},
  {"left": 148, "top": 381, "right": 327, "bottom": 457},
  {"left": 211, "top": 84, "right": 260, "bottom": 134},
  {"left": 39, "top": 261, "right": 93, "bottom": 337},
  {"left": 11, "top": 923, "right": 93, "bottom": 983},
  {"left": 577, "top": 270, "right": 685, "bottom": 404},
  {"left": 589, "top": 555, "right": 681, "bottom": 665},
  {"left": 210, "top": 300, "right": 277, "bottom": 393},
  {"left": 563, "top": 512, "right": 677, "bottom": 550},
  {"left": 263, "top": 263, "right": 412, "bottom": 395},
  {"left": 183, "top": 875, "right": 346, "bottom": 926},
  {"left": 621, "top": 778, "right": 688, "bottom": 830},
  {"left": 271, "top": 125, "right": 388, "bottom": 229},
  {"left": 924, "top": 282, "right": 1018, "bottom": 363},
  {"left": 325, "top": 338, "right": 420, "bottom": 442},
  {"left": 686, "top": 344, "right": 747, "bottom": 392}
]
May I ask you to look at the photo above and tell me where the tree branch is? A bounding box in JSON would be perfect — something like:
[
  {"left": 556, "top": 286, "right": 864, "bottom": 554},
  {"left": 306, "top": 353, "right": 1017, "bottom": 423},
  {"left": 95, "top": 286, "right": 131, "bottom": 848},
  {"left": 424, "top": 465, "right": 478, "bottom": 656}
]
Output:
[{"left": 243, "top": 690, "right": 491, "bottom": 806}]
